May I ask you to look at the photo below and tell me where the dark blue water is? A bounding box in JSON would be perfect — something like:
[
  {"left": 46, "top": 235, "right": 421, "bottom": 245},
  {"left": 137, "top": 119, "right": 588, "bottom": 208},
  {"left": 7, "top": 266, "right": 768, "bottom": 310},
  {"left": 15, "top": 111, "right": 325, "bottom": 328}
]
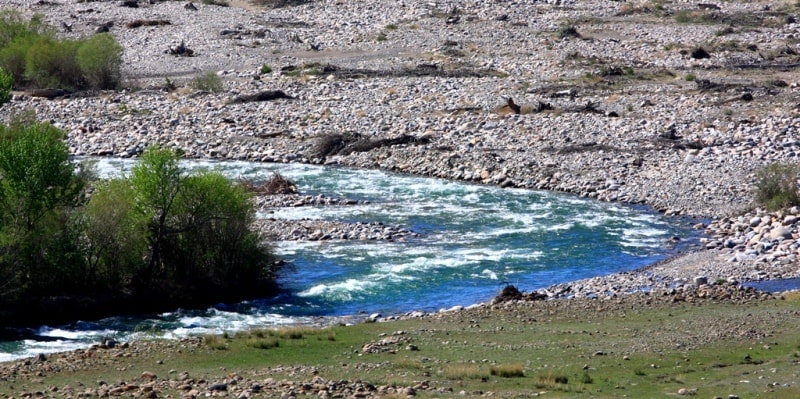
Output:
[{"left": 0, "top": 159, "right": 700, "bottom": 361}]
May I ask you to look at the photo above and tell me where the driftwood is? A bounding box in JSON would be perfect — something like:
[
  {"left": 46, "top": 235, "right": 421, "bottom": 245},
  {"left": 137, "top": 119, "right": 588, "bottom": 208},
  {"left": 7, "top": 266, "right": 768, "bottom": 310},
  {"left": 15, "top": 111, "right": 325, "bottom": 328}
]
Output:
[
  {"left": 228, "top": 90, "right": 294, "bottom": 104},
  {"left": 312, "top": 133, "right": 430, "bottom": 158},
  {"left": 127, "top": 19, "right": 171, "bottom": 29},
  {"left": 26, "top": 89, "right": 71, "bottom": 99}
]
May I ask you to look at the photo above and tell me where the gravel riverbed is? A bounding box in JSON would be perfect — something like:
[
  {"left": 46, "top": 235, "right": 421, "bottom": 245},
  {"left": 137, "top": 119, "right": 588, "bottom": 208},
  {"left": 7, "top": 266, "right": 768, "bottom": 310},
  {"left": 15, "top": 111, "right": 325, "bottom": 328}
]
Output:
[{"left": 2, "top": 0, "right": 800, "bottom": 299}]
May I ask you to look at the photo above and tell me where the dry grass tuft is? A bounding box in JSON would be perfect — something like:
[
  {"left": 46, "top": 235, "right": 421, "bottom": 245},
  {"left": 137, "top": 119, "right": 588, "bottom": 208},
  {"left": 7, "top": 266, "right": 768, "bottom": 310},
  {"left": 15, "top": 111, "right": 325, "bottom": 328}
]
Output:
[{"left": 490, "top": 364, "right": 525, "bottom": 378}]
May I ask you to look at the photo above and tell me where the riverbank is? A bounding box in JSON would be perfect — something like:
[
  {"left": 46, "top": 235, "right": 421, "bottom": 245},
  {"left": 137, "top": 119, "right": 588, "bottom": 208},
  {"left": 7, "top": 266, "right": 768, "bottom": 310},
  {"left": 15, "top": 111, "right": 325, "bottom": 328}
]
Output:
[
  {"left": 0, "top": 289, "right": 797, "bottom": 398},
  {"left": 1, "top": 0, "right": 800, "bottom": 299}
]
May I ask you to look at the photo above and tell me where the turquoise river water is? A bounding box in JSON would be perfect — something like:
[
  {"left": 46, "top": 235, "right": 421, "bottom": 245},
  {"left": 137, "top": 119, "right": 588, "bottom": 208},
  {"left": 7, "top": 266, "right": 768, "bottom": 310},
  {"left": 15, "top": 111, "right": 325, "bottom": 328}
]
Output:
[{"left": 0, "top": 158, "right": 702, "bottom": 361}]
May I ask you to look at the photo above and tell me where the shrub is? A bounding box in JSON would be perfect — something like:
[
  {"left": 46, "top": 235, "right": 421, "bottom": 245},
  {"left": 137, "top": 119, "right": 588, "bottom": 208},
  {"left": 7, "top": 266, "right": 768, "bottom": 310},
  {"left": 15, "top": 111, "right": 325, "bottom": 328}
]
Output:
[
  {"left": 190, "top": 71, "right": 223, "bottom": 92},
  {"left": 754, "top": 162, "right": 800, "bottom": 210},
  {"left": 685, "top": 73, "right": 696, "bottom": 81},
  {"left": 260, "top": 64, "right": 272, "bottom": 74},
  {"left": 77, "top": 33, "right": 123, "bottom": 90},
  {"left": 0, "top": 67, "right": 11, "bottom": 106}
]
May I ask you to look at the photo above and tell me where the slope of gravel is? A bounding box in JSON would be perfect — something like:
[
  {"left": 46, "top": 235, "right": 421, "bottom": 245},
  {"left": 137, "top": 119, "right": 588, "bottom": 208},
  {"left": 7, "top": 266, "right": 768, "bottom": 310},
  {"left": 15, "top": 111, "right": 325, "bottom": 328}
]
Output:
[{"left": 1, "top": 0, "right": 800, "bottom": 296}]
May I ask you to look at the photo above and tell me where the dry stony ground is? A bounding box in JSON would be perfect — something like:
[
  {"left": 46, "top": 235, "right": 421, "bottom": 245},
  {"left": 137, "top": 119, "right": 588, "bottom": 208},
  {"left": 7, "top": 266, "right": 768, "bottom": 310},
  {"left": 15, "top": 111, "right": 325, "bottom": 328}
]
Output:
[{"left": 2, "top": 0, "right": 800, "bottom": 384}]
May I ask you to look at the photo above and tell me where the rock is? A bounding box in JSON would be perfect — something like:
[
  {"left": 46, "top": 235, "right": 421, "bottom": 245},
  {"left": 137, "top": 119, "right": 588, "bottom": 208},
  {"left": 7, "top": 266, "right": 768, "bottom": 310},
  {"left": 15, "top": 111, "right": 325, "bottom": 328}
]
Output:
[
  {"left": 769, "top": 226, "right": 792, "bottom": 241},
  {"left": 690, "top": 47, "right": 711, "bottom": 59},
  {"left": 693, "top": 276, "right": 708, "bottom": 286},
  {"left": 141, "top": 371, "right": 157, "bottom": 381}
]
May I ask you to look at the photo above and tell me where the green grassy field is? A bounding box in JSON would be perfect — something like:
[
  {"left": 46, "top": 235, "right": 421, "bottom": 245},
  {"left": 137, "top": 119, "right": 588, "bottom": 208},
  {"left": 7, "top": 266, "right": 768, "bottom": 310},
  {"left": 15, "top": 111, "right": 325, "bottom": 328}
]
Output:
[{"left": 2, "top": 293, "right": 799, "bottom": 398}]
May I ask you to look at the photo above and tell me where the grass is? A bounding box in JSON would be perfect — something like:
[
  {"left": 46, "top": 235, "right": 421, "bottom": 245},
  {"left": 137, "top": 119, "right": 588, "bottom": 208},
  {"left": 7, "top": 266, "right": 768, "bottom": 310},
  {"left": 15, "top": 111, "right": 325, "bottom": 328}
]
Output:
[{"left": 2, "top": 296, "right": 799, "bottom": 398}]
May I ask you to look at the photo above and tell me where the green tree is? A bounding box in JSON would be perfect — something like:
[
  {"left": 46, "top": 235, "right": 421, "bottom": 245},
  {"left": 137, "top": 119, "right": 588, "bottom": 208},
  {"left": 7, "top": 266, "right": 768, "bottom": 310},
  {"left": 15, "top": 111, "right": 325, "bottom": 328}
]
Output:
[
  {"left": 85, "top": 147, "right": 279, "bottom": 299},
  {"left": 0, "top": 114, "right": 87, "bottom": 302}
]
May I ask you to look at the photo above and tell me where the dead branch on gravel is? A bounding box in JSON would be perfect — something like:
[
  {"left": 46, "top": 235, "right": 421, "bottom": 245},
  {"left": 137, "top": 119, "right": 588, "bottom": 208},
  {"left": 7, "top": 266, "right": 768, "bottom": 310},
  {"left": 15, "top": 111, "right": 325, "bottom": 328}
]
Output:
[
  {"left": 311, "top": 133, "right": 430, "bottom": 158},
  {"left": 281, "top": 62, "right": 506, "bottom": 79},
  {"left": 227, "top": 90, "right": 294, "bottom": 104},
  {"left": 240, "top": 174, "right": 297, "bottom": 195},
  {"left": 126, "top": 19, "right": 171, "bottom": 28},
  {"left": 250, "top": 0, "right": 314, "bottom": 8},
  {"left": 544, "top": 142, "right": 622, "bottom": 155}
]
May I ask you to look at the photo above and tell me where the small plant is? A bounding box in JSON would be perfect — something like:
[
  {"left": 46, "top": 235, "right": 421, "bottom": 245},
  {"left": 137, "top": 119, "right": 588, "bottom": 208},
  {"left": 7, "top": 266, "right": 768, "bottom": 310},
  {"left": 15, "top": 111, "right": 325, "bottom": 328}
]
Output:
[
  {"left": 201, "top": 0, "right": 229, "bottom": 6},
  {"left": 581, "top": 372, "right": 594, "bottom": 384},
  {"left": 626, "top": 103, "right": 634, "bottom": 112},
  {"left": 490, "top": 364, "right": 525, "bottom": 378},
  {"left": 674, "top": 10, "right": 693, "bottom": 23},
  {"left": 190, "top": 71, "right": 223, "bottom": 92},
  {"left": 0, "top": 67, "right": 12, "bottom": 106},
  {"left": 754, "top": 162, "right": 800, "bottom": 210},
  {"left": 163, "top": 77, "right": 176, "bottom": 91},
  {"left": 260, "top": 64, "right": 272, "bottom": 74},
  {"left": 385, "top": 23, "right": 398, "bottom": 30},
  {"left": 685, "top": 73, "right": 696, "bottom": 81},
  {"left": 376, "top": 32, "right": 387, "bottom": 42},
  {"left": 623, "top": 66, "right": 634, "bottom": 76}
]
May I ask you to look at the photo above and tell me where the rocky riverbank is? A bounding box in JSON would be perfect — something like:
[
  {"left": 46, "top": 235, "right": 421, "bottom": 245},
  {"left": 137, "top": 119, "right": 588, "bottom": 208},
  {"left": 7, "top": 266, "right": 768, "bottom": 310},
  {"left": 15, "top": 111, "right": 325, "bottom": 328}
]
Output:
[{"left": 2, "top": 0, "right": 800, "bottom": 298}]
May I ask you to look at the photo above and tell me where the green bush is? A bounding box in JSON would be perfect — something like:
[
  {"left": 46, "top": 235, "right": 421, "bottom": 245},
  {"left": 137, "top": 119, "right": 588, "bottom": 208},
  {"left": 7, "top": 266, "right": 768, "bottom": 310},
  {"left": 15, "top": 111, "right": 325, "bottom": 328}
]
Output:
[
  {"left": 24, "top": 37, "right": 83, "bottom": 89},
  {"left": 754, "top": 162, "right": 800, "bottom": 210},
  {"left": 260, "top": 64, "right": 272, "bottom": 74},
  {"left": 190, "top": 71, "right": 223, "bottom": 92},
  {"left": 77, "top": 33, "right": 124, "bottom": 90},
  {"left": 0, "top": 67, "right": 11, "bottom": 106}
]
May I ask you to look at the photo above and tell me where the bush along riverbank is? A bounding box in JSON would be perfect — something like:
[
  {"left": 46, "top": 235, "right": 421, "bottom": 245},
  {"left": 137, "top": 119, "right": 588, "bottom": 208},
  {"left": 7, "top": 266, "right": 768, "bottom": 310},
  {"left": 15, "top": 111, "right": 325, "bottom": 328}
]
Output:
[{"left": 0, "top": 115, "right": 281, "bottom": 328}]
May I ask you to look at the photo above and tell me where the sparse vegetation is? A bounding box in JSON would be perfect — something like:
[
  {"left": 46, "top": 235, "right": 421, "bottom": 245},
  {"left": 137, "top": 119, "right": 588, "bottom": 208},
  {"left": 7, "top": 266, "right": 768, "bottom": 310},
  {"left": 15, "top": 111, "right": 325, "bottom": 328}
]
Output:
[
  {"left": 260, "top": 64, "right": 272, "bottom": 74},
  {"left": 376, "top": 32, "right": 387, "bottom": 42},
  {"left": 754, "top": 162, "right": 800, "bottom": 210},
  {"left": 190, "top": 71, "right": 224, "bottom": 92},
  {"left": 685, "top": 73, "right": 696, "bottom": 81}
]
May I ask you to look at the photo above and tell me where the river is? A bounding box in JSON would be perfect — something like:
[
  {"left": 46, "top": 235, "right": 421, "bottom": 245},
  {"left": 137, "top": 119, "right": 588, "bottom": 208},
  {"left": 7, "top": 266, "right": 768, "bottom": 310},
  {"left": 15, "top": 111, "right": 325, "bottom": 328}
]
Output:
[{"left": 0, "top": 158, "right": 701, "bottom": 361}]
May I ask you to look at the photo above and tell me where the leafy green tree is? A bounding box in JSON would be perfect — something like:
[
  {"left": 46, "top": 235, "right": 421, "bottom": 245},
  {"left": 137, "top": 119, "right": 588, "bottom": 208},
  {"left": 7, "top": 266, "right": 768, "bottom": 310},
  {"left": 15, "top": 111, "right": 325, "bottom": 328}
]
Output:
[{"left": 0, "top": 114, "right": 87, "bottom": 302}]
